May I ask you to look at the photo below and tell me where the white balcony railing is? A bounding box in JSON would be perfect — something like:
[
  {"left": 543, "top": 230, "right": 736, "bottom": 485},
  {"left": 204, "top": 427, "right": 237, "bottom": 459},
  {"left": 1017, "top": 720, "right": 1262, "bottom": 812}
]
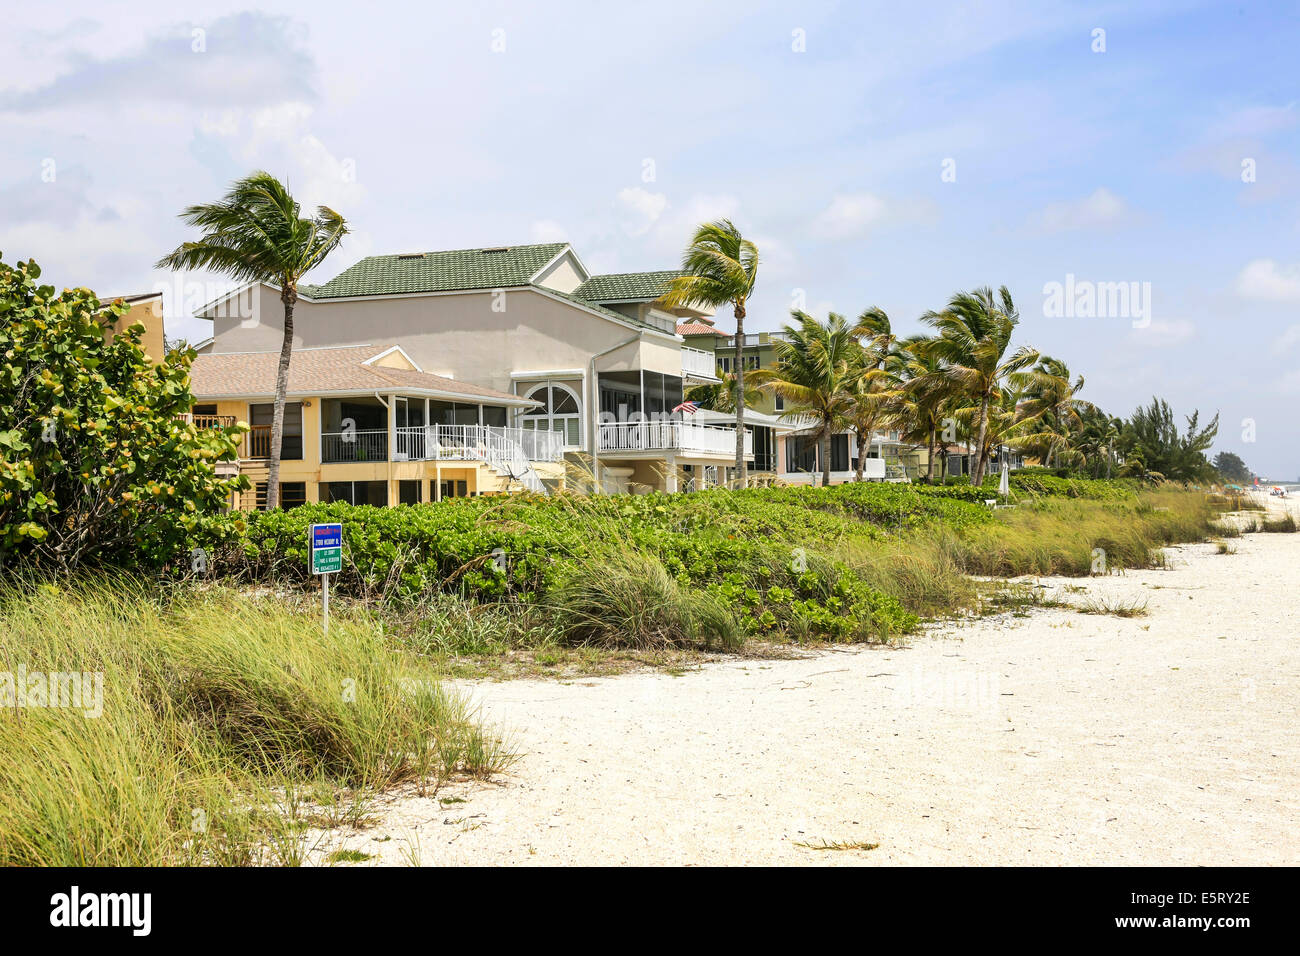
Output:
[
  {"left": 681, "top": 346, "right": 719, "bottom": 380},
  {"left": 322, "top": 429, "right": 388, "bottom": 463},
  {"left": 598, "top": 420, "right": 752, "bottom": 457},
  {"left": 392, "top": 424, "right": 566, "bottom": 463}
]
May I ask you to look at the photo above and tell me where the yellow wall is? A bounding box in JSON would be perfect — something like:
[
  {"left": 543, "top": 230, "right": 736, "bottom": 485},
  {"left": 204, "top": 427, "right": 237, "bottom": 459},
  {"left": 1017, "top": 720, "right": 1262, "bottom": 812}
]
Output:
[
  {"left": 205, "top": 395, "right": 548, "bottom": 510},
  {"left": 106, "top": 296, "right": 166, "bottom": 362}
]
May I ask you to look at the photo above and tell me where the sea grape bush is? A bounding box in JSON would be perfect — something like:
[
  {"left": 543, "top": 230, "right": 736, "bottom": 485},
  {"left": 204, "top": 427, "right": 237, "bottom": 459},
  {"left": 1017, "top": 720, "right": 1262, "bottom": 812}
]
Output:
[
  {"left": 0, "top": 255, "right": 248, "bottom": 571},
  {"left": 227, "top": 477, "right": 1143, "bottom": 641}
]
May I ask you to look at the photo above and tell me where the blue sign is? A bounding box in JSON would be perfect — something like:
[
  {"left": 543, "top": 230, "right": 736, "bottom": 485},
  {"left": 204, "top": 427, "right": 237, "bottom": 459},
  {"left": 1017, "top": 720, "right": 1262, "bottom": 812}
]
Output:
[{"left": 312, "top": 524, "right": 342, "bottom": 549}]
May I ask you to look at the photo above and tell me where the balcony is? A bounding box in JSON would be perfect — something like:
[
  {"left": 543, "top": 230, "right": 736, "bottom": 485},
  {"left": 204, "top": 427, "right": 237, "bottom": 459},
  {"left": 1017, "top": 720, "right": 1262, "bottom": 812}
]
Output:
[
  {"left": 681, "top": 346, "right": 719, "bottom": 381},
  {"left": 322, "top": 429, "right": 388, "bottom": 463},
  {"left": 394, "top": 425, "right": 566, "bottom": 463},
  {"left": 598, "top": 420, "right": 752, "bottom": 457}
]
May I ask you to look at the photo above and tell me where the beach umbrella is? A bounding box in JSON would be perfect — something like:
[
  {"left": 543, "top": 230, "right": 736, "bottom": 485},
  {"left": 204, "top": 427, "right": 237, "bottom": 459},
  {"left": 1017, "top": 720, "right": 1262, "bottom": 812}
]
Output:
[{"left": 998, "top": 459, "right": 1009, "bottom": 497}]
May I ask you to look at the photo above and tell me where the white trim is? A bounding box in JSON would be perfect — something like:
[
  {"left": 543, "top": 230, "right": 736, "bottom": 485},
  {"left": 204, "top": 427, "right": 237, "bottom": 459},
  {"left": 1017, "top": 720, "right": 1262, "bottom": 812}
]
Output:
[
  {"left": 193, "top": 280, "right": 269, "bottom": 319},
  {"left": 362, "top": 344, "right": 423, "bottom": 372},
  {"left": 519, "top": 380, "right": 583, "bottom": 450},
  {"left": 194, "top": 387, "right": 539, "bottom": 406},
  {"left": 510, "top": 368, "right": 584, "bottom": 381},
  {"left": 527, "top": 244, "right": 592, "bottom": 287}
]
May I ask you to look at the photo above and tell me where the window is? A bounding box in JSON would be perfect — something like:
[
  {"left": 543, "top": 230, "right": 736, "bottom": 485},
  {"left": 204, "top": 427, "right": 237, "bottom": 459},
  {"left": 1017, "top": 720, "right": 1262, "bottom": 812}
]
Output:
[
  {"left": 321, "top": 481, "right": 387, "bottom": 506},
  {"left": 192, "top": 403, "right": 217, "bottom": 417},
  {"left": 398, "top": 480, "right": 422, "bottom": 505},
  {"left": 248, "top": 402, "right": 303, "bottom": 460},
  {"left": 831, "top": 435, "right": 849, "bottom": 472},
  {"left": 439, "top": 479, "right": 469, "bottom": 499},
  {"left": 520, "top": 383, "right": 581, "bottom": 447},
  {"left": 774, "top": 394, "right": 784, "bottom": 411},
  {"left": 254, "top": 481, "right": 306, "bottom": 510}
]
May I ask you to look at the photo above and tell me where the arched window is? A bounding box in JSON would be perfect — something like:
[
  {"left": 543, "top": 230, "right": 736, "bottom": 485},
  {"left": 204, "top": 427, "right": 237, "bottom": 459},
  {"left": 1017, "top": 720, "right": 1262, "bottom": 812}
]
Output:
[{"left": 520, "top": 383, "right": 582, "bottom": 448}]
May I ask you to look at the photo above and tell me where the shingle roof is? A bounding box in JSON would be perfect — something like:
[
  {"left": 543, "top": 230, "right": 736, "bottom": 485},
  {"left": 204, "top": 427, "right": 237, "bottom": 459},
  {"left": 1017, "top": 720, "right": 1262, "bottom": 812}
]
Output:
[
  {"left": 677, "top": 322, "right": 727, "bottom": 337},
  {"left": 574, "top": 271, "right": 684, "bottom": 302},
  {"left": 303, "top": 244, "right": 568, "bottom": 299},
  {"left": 189, "top": 345, "right": 536, "bottom": 404}
]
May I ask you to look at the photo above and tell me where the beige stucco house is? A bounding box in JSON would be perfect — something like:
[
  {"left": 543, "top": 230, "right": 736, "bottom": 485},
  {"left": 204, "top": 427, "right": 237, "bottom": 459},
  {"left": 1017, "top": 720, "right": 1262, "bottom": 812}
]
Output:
[{"left": 189, "top": 243, "right": 751, "bottom": 505}]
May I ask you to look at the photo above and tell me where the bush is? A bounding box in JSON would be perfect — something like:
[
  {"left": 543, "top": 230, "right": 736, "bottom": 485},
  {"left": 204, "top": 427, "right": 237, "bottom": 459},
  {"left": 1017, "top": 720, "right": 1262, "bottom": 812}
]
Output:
[{"left": 0, "top": 255, "right": 247, "bottom": 572}]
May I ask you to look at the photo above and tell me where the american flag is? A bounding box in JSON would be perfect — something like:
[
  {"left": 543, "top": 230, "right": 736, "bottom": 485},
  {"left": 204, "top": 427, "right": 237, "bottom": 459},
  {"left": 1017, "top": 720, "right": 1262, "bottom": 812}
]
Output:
[{"left": 672, "top": 400, "right": 700, "bottom": 414}]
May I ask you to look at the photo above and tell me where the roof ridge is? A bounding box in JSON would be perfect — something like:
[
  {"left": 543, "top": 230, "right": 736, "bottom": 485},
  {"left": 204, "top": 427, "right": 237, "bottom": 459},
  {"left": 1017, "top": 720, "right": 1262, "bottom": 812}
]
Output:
[{"left": 356, "top": 241, "right": 567, "bottom": 261}]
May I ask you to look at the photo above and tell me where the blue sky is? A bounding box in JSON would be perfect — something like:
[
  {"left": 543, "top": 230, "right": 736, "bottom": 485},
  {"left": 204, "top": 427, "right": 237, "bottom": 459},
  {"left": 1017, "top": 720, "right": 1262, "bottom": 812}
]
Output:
[{"left": 2, "top": 1, "right": 1298, "bottom": 477}]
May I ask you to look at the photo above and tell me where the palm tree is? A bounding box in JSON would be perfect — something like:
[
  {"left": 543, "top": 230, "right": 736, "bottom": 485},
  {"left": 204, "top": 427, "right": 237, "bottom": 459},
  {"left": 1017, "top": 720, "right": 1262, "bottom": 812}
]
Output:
[
  {"left": 892, "top": 336, "right": 952, "bottom": 484},
  {"left": 842, "top": 306, "right": 897, "bottom": 481},
  {"left": 922, "top": 286, "right": 1039, "bottom": 485},
  {"left": 661, "top": 220, "right": 759, "bottom": 484},
  {"left": 686, "top": 369, "right": 762, "bottom": 414},
  {"left": 751, "top": 312, "right": 861, "bottom": 487},
  {"left": 157, "top": 172, "right": 348, "bottom": 509},
  {"left": 1019, "top": 357, "right": 1094, "bottom": 468}
]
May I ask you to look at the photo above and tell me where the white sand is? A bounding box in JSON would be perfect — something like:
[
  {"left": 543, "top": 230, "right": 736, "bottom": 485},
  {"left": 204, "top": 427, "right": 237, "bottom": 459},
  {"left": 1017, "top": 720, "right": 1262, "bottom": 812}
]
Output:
[{"left": 317, "top": 497, "right": 1300, "bottom": 866}]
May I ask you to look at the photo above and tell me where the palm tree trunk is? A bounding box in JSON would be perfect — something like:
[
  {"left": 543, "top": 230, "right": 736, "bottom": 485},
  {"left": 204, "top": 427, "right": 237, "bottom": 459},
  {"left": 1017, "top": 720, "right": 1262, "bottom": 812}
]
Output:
[
  {"left": 926, "top": 427, "right": 936, "bottom": 484},
  {"left": 972, "top": 393, "right": 990, "bottom": 486},
  {"left": 733, "top": 303, "right": 747, "bottom": 487},
  {"left": 820, "top": 431, "right": 832, "bottom": 487},
  {"left": 267, "top": 290, "right": 296, "bottom": 510},
  {"left": 854, "top": 430, "right": 866, "bottom": 482}
]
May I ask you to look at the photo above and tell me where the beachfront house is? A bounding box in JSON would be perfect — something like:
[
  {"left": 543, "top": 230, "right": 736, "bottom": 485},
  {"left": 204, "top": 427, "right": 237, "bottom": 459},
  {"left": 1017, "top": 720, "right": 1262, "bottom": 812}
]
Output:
[
  {"left": 188, "top": 243, "right": 754, "bottom": 505},
  {"left": 678, "top": 320, "right": 920, "bottom": 482}
]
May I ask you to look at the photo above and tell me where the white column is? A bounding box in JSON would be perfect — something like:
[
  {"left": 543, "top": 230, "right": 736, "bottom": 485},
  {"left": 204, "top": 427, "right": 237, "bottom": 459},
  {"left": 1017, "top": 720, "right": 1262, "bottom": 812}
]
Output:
[{"left": 664, "top": 455, "right": 678, "bottom": 493}]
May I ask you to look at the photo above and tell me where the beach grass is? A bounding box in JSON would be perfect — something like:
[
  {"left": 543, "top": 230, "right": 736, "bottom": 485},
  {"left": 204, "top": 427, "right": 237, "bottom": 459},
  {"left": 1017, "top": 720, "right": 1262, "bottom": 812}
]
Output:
[{"left": 0, "top": 577, "right": 508, "bottom": 866}]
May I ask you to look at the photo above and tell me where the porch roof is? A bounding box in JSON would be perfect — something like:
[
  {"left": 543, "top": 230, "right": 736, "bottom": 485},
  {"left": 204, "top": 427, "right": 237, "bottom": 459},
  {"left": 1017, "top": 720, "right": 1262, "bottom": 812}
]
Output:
[{"left": 189, "top": 345, "right": 538, "bottom": 406}]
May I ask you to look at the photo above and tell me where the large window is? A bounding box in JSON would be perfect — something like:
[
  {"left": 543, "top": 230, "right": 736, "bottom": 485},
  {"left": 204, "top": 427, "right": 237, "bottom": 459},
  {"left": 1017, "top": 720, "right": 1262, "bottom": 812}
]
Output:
[
  {"left": 254, "top": 481, "right": 306, "bottom": 510},
  {"left": 321, "top": 481, "right": 388, "bottom": 506},
  {"left": 249, "top": 402, "right": 303, "bottom": 460},
  {"left": 520, "top": 383, "right": 581, "bottom": 448}
]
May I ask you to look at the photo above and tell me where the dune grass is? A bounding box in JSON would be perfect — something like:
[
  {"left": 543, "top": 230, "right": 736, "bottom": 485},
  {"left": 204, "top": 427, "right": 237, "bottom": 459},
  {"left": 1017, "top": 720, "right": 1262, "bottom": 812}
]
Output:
[{"left": 0, "top": 578, "right": 508, "bottom": 866}]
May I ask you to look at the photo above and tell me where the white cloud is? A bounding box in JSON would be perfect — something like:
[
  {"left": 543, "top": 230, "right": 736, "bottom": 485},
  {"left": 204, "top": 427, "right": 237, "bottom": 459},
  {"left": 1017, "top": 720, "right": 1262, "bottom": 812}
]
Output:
[
  {"left": 1128, "top": 319, "right": 1195, "bottom": 348},
  {"left": 1274, "top": 324, "right": 1300, "bottom": 352},
  {"left": 1040, "top": 187, "right": 1128, "bottom": 232},
  {"left": 615, "top": 186, "right": 667, "bottom": 237},
  {"left": 811, "top": 193, "right": 888, "bottom": 239},
  {"left": 195, "top": 102, "right": 365, "bottom": 215},
  {"left": 529, "top": 219, "right": 569, "bottom": 243},
  {"left": 1236, "top": 259, "right": 1300, "bottom": 301},
  {"left": 0, "top": 12, "right": 316, "bottom": 112},
  {"left": 1274, "top": 367, "right": 1300, "bottom": 395}
]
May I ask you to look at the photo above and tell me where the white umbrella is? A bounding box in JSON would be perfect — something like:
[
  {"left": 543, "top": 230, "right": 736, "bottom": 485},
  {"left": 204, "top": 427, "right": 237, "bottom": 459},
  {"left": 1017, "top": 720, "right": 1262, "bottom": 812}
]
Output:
[{"left": 998, "top": 458, "right": 1010, "bottom": 497}]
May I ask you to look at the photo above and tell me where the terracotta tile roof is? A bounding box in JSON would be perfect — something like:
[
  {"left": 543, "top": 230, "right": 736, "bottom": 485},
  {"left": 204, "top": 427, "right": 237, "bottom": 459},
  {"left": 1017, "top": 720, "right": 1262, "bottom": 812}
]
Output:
[
  {"left": 189, "top": 345, "right": 536, "bottom": 404},
  {"left": 677, "top": 322, "right": 727, "bottom": 336}
]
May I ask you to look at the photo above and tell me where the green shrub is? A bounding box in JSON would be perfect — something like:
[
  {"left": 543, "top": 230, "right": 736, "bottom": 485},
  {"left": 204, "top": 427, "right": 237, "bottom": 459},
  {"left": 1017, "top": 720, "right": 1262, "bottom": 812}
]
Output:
[{"left": 0, "top": 255, "right": 247, "bottom": 572}]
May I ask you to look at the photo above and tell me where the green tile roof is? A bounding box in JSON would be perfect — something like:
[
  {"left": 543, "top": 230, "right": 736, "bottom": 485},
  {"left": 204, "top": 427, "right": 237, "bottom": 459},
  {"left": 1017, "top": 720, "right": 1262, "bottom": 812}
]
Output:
[
  {"left": 574, "top": 270, "right": 684, "bottom": 302},
  {"left": 303, "top": 243, "right": 568, "bottom": 299}
]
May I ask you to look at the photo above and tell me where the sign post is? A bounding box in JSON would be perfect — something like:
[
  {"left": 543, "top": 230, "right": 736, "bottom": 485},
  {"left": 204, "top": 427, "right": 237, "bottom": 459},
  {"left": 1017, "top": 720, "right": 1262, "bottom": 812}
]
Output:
[{"left": 309, "top": 523, "right": 343, "bottom": 637}]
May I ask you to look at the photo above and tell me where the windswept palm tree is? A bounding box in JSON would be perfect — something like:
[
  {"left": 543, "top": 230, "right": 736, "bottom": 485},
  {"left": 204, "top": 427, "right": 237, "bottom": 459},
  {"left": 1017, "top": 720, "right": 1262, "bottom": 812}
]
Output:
[
  {"left": 922, "top": 286, "right": 1039, "bottom": 485},
  {"left": 157, "top": 172, "right": 348, "bottom": 510},
  {"left": 1019, "top": 357, "right": 1095, "bottom": 467},
  {"left": 842, "top": 306, "right": 897, "bottom": 481},
  {"left": 661, "top": 220, "right": 759, "bottom": 483},
  {"left": 751, "top": 312, "right": 860, "bottom": 487},
  {"left": 893, "top": 336, "right": 953, "bottom": 484},
  {"left": 686, "top": 369, "right": 762, "bottom": 414}
]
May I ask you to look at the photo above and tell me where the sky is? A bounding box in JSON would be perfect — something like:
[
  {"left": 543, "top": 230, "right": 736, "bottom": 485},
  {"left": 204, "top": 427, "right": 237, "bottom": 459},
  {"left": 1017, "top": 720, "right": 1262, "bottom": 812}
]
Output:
[{"left": 2, "top": 0, "right": 1298, "bottom": 478}]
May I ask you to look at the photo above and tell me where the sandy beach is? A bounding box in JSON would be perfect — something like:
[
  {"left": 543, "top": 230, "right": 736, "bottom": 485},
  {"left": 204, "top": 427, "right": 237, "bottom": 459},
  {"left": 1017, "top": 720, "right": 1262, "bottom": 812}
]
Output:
[{"left": 316, "top": 495, "right": 1300, "bottom": 866}]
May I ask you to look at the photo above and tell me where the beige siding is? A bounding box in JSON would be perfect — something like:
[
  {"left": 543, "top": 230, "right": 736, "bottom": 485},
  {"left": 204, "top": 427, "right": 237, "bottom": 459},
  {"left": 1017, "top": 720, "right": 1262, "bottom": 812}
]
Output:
[{"left": 208, "top": 286, "right": 681, "bottom": 390}]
